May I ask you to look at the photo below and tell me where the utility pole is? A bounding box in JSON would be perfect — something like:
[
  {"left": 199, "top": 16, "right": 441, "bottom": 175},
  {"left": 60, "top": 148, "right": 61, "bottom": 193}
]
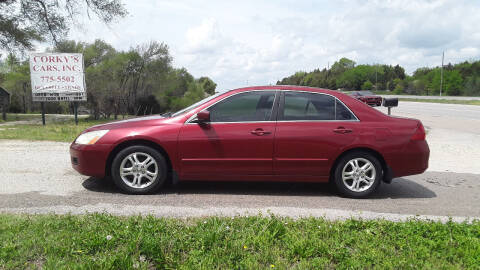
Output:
[
  {"left": 326, "top": 61, "right": 330, "bottom": 80},
  {"left": 375, "top": 63, "right": 378, "bottom": 90},
  {"left": 440, "top": 51, "right": 444, "bottom": 96}
]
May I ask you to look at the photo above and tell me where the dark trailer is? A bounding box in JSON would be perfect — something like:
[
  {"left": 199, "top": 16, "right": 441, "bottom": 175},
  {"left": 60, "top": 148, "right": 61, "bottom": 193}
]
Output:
[{"left": 0, "top": 86, "right": 10, "bottom": 121}]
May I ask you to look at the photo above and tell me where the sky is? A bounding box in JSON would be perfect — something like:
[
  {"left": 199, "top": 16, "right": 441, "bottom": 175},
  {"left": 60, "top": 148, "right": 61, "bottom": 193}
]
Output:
[{"left": 65, "top": 0, "right": 480, "bottom": 91}]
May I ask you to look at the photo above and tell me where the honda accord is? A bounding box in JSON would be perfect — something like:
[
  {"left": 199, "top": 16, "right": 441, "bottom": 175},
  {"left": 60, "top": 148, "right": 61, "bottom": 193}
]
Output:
[{"left": 70, "top": 86, "right": 429, "bottom": 198}]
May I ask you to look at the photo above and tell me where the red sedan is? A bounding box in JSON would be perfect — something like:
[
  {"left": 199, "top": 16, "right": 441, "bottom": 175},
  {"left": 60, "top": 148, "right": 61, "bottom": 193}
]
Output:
[
  {"left": 70, "top": 86, "right": 429, "bottom": 198},
  {"left": 350, "top": 91, "right": 383, "bottom": 106}
]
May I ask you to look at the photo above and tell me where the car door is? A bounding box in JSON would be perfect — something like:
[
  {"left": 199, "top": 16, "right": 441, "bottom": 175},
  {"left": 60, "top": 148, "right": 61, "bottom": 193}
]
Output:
[
  {"left": 178, "top": 90, "right": 278, "bottom": 179},
  {"left": 274, "top": 91, "right": 359, "bottom": 176}
]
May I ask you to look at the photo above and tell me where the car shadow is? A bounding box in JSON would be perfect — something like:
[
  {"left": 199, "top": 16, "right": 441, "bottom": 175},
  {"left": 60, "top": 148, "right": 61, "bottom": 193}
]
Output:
[
  {"left": 82, "top": 176, "right": 436, "bottom": 199},
  {"left": 82, "top": 177, "right": 119, "bottom": 193},
  {"left": 373, "top": 178, "right": 436, "bottom": 199}
]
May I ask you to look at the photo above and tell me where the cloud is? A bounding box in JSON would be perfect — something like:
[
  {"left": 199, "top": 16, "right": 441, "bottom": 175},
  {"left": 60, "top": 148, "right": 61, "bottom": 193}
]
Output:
[
  {"left": 61, "top": 0, "right": 480, "bottom": 90},
  {"left": 184, "top": 18, "right": 227, "bottom": 54}
]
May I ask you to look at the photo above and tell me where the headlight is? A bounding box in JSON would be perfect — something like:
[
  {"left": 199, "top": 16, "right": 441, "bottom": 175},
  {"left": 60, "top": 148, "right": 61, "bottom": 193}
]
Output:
[{"left": 75, "top": 130, "right": 109, "bottom": 145}]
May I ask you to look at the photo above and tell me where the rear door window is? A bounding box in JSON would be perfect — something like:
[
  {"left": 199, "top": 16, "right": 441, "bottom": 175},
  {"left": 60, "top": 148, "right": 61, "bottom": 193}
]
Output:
[
  {"left": 281, "top": 92, "right": 335, "bottom": 120},
  {"left": 280, "top": 92, "right": 356, "bottom": 121},
  {"left": 336, "top": 99, "right": 356, "bottom": 120}
]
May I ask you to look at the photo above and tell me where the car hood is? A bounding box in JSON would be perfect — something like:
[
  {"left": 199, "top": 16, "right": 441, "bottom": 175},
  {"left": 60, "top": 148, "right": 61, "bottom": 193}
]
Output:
[{"left": 85, "top": 115, "right": 172, "bottom": 132}]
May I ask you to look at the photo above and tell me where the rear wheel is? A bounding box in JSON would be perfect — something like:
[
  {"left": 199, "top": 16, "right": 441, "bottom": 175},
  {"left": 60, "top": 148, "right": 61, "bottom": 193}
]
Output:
[
  {"left": 111, "top": 145, "right": 167, "bottom": 194},
  {"left": 333, "top": 151, "right": 382, "bottom": 198}
]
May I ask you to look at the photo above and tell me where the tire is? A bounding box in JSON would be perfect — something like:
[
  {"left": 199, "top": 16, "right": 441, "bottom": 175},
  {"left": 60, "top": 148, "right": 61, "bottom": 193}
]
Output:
[
  {"left": 333, "top": 151, "right": 383, "bottom": 198},
  {"left": 111, "top": 145, "right": 167, "bottom": 194}
]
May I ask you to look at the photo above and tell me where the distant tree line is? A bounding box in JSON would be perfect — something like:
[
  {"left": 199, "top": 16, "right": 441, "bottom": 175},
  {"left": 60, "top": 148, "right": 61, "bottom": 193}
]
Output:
[
  {"left": 0, "top": 40, "right": 217, "bottom": 118},
  {"left": 277, "top": 57, "right": 480, "bottom": 96}
]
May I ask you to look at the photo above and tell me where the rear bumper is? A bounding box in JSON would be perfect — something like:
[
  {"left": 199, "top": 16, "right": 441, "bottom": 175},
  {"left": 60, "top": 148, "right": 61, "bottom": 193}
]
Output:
[
  {"left": 388, "top": 140, "right": 430, "bottom": 178},
  {"left": 70, "top": 143, "right": 112, "bottom": 178}
]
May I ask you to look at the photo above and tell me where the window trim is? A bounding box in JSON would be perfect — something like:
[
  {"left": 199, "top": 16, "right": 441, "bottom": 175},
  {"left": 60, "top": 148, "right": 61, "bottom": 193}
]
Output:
[
  {"left": 185, "top": 90, "right": 280, "bottom": 124},
  {"left": 185, "top": 89, "right": 359, "bottom": 124},
  {"left": 278, "top": 90, "right": 359, "bottom": 122}
]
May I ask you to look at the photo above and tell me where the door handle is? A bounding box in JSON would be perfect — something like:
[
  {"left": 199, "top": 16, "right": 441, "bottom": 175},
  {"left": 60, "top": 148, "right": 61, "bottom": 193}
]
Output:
[
  {"left": 333, "top": 127, "right": 353, "bottom": 134},
  {"left": 251, "top": 129, "right": 271, "bottom": 136}
]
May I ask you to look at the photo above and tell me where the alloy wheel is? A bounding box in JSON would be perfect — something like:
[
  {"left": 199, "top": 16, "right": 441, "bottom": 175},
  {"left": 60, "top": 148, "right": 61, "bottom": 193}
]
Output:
[
  {"left": 341, "top": 158, "right": 376, "bottom": 192},
  {"left": 119, "top": 152, "right": 158, "bottom": 189}
]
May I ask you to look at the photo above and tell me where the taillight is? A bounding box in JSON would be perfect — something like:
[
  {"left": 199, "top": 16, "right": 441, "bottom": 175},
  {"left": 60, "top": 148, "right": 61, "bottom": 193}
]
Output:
[{"left": 411, "top": 123, "right": 426, "bottom": 141}]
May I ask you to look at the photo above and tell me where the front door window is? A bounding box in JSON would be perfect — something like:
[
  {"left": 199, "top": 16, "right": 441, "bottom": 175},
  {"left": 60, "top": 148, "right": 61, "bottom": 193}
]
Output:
[{"left": 207, "top": 91, "right": 276, "bottom": 122}]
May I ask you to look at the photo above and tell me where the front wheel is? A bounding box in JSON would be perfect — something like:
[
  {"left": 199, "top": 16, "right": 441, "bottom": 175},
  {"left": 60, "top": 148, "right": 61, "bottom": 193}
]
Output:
[
  {"left": 111, "top": 145, "right": 167, "bottom": 194},
  {"left": 333, "top": 151, "right": 382, "bottom": 198}
]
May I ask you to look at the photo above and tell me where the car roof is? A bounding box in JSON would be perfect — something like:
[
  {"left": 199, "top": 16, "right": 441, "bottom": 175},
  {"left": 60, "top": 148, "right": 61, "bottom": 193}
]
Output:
[
  {"left": 200, "top": 85, "right": 388, "bottom": 122},
  {"left": 228, "top": 85, "right": 340, "bottom": 95}
]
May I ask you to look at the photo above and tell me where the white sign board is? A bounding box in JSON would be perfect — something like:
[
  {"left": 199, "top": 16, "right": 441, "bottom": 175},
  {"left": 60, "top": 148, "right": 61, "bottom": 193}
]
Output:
[{"left": 29, "top": 53, "right": 86, "bottom": 102}]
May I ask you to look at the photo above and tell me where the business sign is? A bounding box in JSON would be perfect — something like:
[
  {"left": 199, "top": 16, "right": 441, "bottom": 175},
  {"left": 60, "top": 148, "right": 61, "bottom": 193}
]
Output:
[{"left": 29, "top": 53, "right": 86, "bottom": 102}]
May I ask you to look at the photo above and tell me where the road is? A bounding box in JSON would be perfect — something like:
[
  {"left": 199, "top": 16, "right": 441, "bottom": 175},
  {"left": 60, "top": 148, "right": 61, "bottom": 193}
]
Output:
[
  {"left": 378, "top": 100, "right": 480, "bottom": 127},
  {"left": 380, "top": 94, "right": 480, "bottom": 101},
  {"left": 1, "top": 102, "right": 479, "bottom": 222}
]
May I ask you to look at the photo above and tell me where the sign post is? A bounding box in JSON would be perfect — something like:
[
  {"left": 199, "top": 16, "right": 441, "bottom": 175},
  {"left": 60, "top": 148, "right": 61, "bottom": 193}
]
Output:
[
  {"left": 41, "top": 102, "right": 45, "bottom": 125},
  {"left": 74, "top": 102, "right": 78, "bottom": 125},
  {"left": 29, "top": 53, "right": 86, "bottom": 125}
]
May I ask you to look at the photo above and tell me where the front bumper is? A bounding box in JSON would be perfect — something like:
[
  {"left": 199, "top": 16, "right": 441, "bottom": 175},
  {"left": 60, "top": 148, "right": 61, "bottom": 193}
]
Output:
[{"left": 70, "top": 143, "right": 112, "bottom": 178}]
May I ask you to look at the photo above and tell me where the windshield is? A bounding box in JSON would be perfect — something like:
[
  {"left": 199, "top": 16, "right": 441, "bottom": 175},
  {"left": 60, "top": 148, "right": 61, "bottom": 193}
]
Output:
[
  {"left": 170, "top": 92, "right": 224, "bottom": 117},
  {"left": 358, "top": 91, "right": 374, "bottom": 96}
]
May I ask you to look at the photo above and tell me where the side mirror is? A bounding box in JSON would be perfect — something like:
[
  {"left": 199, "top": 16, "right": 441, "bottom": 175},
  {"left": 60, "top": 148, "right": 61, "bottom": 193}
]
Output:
[{"left": 196, "top": 111, "right": 210, "bottom": 123}]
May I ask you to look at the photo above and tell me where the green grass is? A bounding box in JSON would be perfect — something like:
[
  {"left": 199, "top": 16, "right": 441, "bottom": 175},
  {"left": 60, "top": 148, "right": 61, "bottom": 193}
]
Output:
[
  {"left": 0, "top": 214, "right": 479, "bottom": 269},
  {"left": 0, "top": 118, "right": 113, "bottom": 142},
  {"left": 399, "top": 98, "right": 480, "bottom": 106}
]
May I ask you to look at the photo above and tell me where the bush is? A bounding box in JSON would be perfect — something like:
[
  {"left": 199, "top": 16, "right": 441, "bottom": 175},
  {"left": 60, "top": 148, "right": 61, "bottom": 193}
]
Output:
[
  {"left": 394, "top": 83, "right": 404, "bottom": 94},
  {"left": 361, "top": 80, "right": 373, "bottom": 90}
]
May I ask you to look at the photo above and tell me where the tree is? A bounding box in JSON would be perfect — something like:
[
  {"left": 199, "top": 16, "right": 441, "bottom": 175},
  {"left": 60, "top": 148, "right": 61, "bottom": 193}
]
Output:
[
  {"left": 336, "top": 65, "right": 375, "bottom": 90},
  {"left": 331, "top": 58, "right": 355, "bottom": 74},
  {"left": 1, "top": 38, "right": 218, "bottom": 117},
  {"left": 170, "top": 81, "right": 206, "bottom": 111},
  {"left": 277, "top": 71, "right": 306, "bottom": 86},
  {"left": 362, "top": 80, "right": 373, "bottom": 90},
  {"left": 277, "top": 58, "right": 480, "bottom": 96},
  {"left": 50, "top": 39, "right": 85, "bottom": 53},
  {"left": 2, "top": 58, "right": 31, "bottom": 113},
  {"left": 0, "top": 0, "right": 127, "bottom": 52},
  {"left": 464, "top": 76, "right": 480, "bottom": 96},
  {"left": 393, "top": 64, "right": 406, "bottom": 80},
  {"left": 427, "top": 69, "right": 463, "bottom": 96},
  {"left": 394, "top": 82, "right": 404, "bottom": 94},
  {"left": 197, "top": 77, "right": 217, "bottom": 95},
  {"left": 411, "top": 79, "right": 427, "bottom": 95}
]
